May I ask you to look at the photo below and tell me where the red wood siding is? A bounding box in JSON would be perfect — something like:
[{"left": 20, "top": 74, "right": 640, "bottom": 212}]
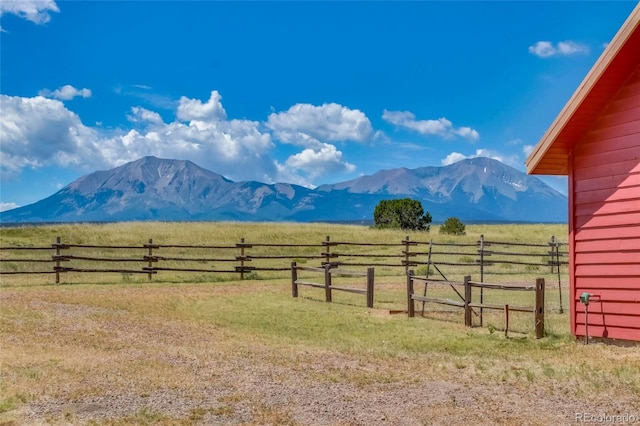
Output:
[{"left": 571, "top": 66, "right": 640, "bottom": 342}]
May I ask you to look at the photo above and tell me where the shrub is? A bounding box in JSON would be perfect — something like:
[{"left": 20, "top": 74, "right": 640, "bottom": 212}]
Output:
[{"left": 439, "top": 217, "right": 466, "bottom": 235}]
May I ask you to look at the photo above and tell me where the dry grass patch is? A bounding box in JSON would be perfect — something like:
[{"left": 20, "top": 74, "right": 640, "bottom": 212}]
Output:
[{"left": 1, "top": 278, "right": 639, "bottom": 425}]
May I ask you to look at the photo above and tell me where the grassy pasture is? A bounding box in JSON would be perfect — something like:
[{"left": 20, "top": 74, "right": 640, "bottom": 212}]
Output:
[{"left": 1, "top": 222, "right": 639, "bottom": 425}]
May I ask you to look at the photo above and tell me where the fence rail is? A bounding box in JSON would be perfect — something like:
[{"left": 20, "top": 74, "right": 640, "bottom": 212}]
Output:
[
  {"left": 406, "top": 273, "right": 545, "bottom": 338},
  {"left": 0, "top": 236, "right": 568, "bottom": 273},
  {"left": 1, "top": 233, "right": 567, "bottom": 290},
  {"left": 291, "top": 262, "right": 375, "bottom": 308}
]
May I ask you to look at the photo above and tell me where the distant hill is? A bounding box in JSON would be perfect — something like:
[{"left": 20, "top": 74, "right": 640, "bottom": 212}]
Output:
[{"left": 0, "top": 156, "right": 567, "bottom": 223}]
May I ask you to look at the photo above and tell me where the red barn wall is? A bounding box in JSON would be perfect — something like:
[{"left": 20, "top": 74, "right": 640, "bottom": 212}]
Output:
[{"left": 570, "top": 65, "right": 640, "bottom": 341}]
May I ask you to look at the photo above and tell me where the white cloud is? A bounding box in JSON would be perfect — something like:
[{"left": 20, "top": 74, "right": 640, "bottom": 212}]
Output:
[
  {"left": 5, "top": 91, "right": 477, "bottom": 187},
  {"left": 557, "top": 41, "right": 589, "bottom": 55},
  {"left": 127, "top": 107, "right": 164, "bottom": 125},
  {"left": 96, "top": 110, "right": 275, "bottom": 181},
  {"left": 523, "top": 144, "right": 534, "bottom": 157},
  {"left": 115, "top": 85, "right": 177, "bottom": 110},
  {"left": 528, "top": 41, "right": 555, "bottom": 58},
  {"left": 0, "top": 95, "right": 100, "bottom": 179},
  {"left": 455, "top": 126, "right": 480, "bottom": 141},
  {"left": 382, "top": 110, "right": 479, "bottom": 142},
  {"left": 39, "top": 85, "right": 92, "bottom": 100},
  {"left": 441, "top": 149, "right": 520, "bottom": 168},
  {"left": 441, "top": 152, "right": 468, "bottom": 166},
  {"left": 283, "top": 143, "right": 355, "bottom": 181},
  {"left": 0, "top": 0, "right": 58, "bottom": 26},
  {"left": 267, "top": 103, "right": 373, "bottom": 147},
  {"left": 0, "top": 93, "right": 275, "bottom": 182},
  {"left": 528, "top": 40, "right": 589, "bottom": 58},
  {"left": 0, "top": 202, "right": 19, "bottom": 212},
  {"left": 177, "top": 90, "right": 227, "bottom": 122},
  {"left": 1, "top": 92, "right": 366, "bottom": 187}
]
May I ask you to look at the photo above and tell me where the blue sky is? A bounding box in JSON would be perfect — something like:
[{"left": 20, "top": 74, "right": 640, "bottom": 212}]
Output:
[{"left": 0, "top": 1, "right": 637, "bottom": 211}]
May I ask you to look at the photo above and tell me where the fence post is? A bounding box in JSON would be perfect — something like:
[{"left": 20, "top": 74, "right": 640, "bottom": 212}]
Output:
[
  {"left": 54, "top": 236, "right": 61, "bottom": 284},
  {"left": 324, "top": 263, "right": 332, "bottom": 303},
  {"left": 549, "top": 236, "right": 556, "bottom": 274},
  {"left": 421, "top": 239, "right": 433, "bottom": 316},
  {"left": 240, "top": 238, "right": 245, "bottom": 280},
  {"left": 291, "top": 262, "right": 298, "bottom": 298},
  {"left": 366, "top": 267, "right": 374, "bottom": 308},
  {"left": 406, "top": 269, "right": 415, "bottom": 317},
  {"left": 535, "top": 278, "right": 545, "bottom": 339},
  {"left": 479, "top": 235, "right": 485, "bottom": 282},
  {"left": 464, "top": 275, "right": 472, "bottom": 327},
  {"left": 504, "top": 304, "right": 510, "bottom": 338},
  {"left": 147, "top": 238, "right": 154, "bottom": 281},
  {"left": 551, "top": 235, "right": 564, "bottom": 314},
  {"left": 478, "top": 235, "right": 485, "bottom": 327},
  {"left": 324, "top": 235, "right": 331, "bottom": 266},
  {"left": 404, "top": 235, "right": 410, "bottom": 275}
]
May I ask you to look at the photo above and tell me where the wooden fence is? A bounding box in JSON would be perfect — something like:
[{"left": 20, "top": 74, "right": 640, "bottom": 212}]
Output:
[
  {"left": 410, "top": 235, "right": 565, "bottom": 313},
  {"left": 0, "top": 235, "right": 567, "bottom": 275},
  {"left": 0, "top": 234, "right": 566, "bottom": 298},
  {"left": 406, "top": 273, "right": 546, "bottom": 338},
  {"left": 291, "top": 262, "right": 375, "bottom": 308}
]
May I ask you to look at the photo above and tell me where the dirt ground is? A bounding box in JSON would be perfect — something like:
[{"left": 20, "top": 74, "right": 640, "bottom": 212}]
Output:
[
  {"left": 10, "top": 332, "right": 640, "bottom": 425},
  {"left": 14, "top": 351, "right": 639, "bottom": 426},
  {"left": 2, "top": 289, "right": 639, "bottom": 426}
]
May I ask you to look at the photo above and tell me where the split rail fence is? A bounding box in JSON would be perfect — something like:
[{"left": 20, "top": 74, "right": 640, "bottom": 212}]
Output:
[
  {"left": 291, "top": 262, "right": 375, "bottom": 308},
  {"left": 0, "top": 234, "right": 567, "bottom": 310},
  {"left": 406, "top": 273, "right": 546, "bottom": 338}
]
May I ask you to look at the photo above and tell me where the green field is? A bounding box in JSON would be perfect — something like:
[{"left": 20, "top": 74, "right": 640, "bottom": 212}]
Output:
[{"left": 1, "top": 223, "right": 638, "bottom": 425}]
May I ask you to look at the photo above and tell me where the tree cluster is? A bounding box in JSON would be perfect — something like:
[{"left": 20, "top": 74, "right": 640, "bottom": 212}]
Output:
[{"left": 373, "top": 199, "right": 466, "bottom": 234}]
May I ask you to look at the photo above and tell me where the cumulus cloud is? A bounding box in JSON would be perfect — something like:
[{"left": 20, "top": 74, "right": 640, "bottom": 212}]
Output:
[
  {"left": 0, "top": 92, "right": 276, "bottom": 182},
  {"left": 0, "top": 95, "right": 100, "bottom": 178},
  {"left": 264, "top": 102, "right": 375, "bottom": 184},
  {"left": 127, "top": 107, "right": 164, "bottom": 125},
  {"left": 267, "top": 103, "right": 373, "bottom": 147},
  {"left": 282, "top": 143, "right": 355, "bottom": 182},
  {"left": 441, "top": 149, "right": 520, "bottom": 168},
  {"left": 441, "top": 152, "right": 468, "bottom": 166},
  {"left": 382, "top": 110, "right": 479, "bottom": 142},
  {"left": 177, "top": 90, "right": 227, "bottom": 122},
  {"left": 523, "top": 144, "right": 534, "bottom": 157},
  {"left": 0, "top": 0, "right": 58, "bottom": 26},
  {"left": 1, "top": 91, "right": 368, "bottom": 186},
  {"left": 98, "top": 104, "right": 275, "bottom": 180},
  {"left": 0, "top": 202, "right": 19, "bottom": 212},
  {"left": 528, "top": 40, "right": 589, "bottom": 58},
  {"left": 39, "top": 85, "right": 92, "bottom": 100},
  {"left": 10, "top": 90, "right": 500, "bottom": 187}
]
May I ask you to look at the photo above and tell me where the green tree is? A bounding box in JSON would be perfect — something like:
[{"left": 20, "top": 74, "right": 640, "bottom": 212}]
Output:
[
  {"left": 439, "top": 217, "right": 466, "bottom": 235},
  {"left": 373, "top": 198, "right": 432, "bottom": 231}
]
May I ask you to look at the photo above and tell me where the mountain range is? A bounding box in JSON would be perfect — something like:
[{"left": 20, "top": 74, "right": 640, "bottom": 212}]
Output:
[{"left": 0, "top": 156, "right": 568, "bottom": 223}]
